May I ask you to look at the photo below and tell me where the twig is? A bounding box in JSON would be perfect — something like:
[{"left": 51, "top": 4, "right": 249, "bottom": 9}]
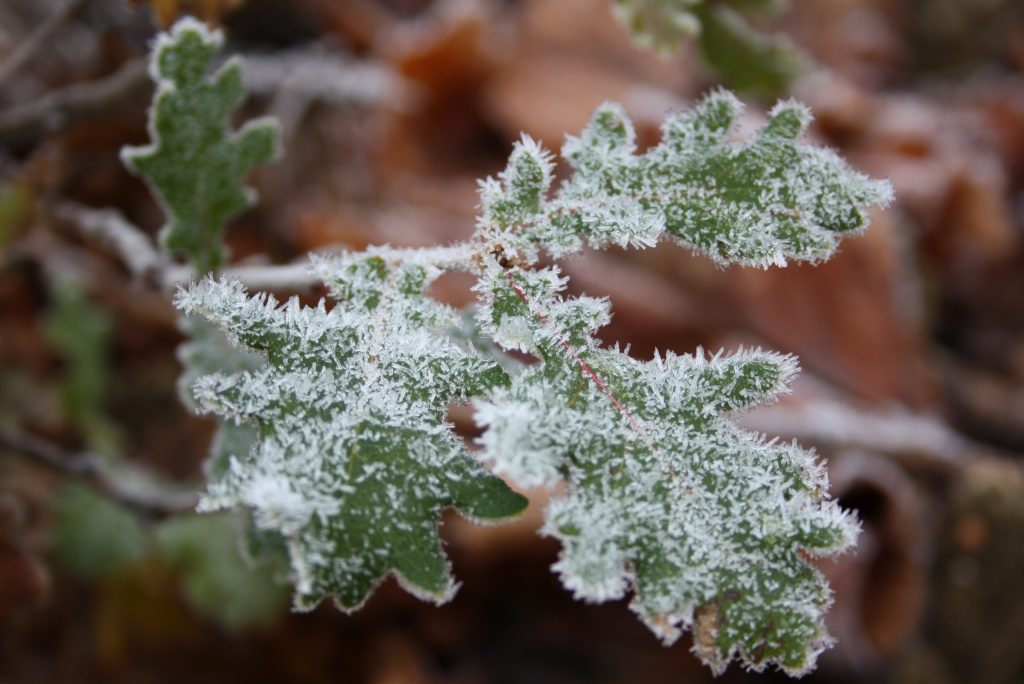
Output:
[
  {"left": 240, "top": 48, "right": 416, "bottom": 141},
  {"left": 0, "top": 427, "right": 197, "bottom": 519},
  {"left": 53, "top": 200, "right": 325, "bottom": 293},
  {"left": 0, "top": 0, "right": 88, "bottom": 87},
  {"left": 242, "top": 49, "right": 414, "bottom": 109},
  {"left": 54, "top": 200, "right": 492, "bottom": 293},
  {"left": 505, "top": 270, "right": 645, "bottom": 434},
  {"left": 53, "top": 201, "right": 168, "bottom": 284},
  {"left": 214, "top": 262, "right": 321, "bottom": 292},
  {"left": 740, "top": 397, "right": 990, "bottom": 474},
  {"left": 0, "top": 57, "right": 149, "bottom": 146}
]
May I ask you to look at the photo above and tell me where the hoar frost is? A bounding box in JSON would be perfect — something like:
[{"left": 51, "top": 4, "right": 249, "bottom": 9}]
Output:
[
  {"left": 167, "top": 63, "right": 890, "bottom": 676},
  {"left": 474, "top": 263, "right": 859, "bottom": 674},
  {"left": 175, "top": 263, "right": 526, "bottom": 611}
]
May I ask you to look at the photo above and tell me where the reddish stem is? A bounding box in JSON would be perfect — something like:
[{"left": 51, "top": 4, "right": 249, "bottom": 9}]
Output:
[{"left": 504, "top": 272, "right": 644, "bottom": 436}]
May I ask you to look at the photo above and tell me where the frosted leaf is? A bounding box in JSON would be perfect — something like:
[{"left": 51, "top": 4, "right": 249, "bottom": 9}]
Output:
[
  {"left": 177, "top": 315, "right": 263, "bottom": 481},
  {"left": 121, "top": 18, "right": 279, "bottom": 273},
  {"left": 479, "top": 134, "right": 555, "bottom": 233},
  {"left": 131, "top": 17, "right": 883, "bottom": 675},
  {"left": 175, "top": 264, "right": 526, "bottom": 611},
  {"left": 475, "top": 263, "right": 860, "bottom": 675},
  {"left": 478, "top": 92, "right": 892, "bottom": 269}
]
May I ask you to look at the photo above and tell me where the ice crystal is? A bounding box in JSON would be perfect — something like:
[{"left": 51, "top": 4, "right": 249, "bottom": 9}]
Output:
[
  {"left": 480, "top": 91, "right": 892, "bottom": 268},
  {"left": 475, "top": 262, "right": 859, "bottom": 674},
  {"left": 122, "top": 18, "right": 279, "bottom": 273},
  {"left": 176, "top": 316, "right": 262, "bottom": 481},
  {"left": 146, "top": 18, "right": 892, "bottom": 674},
  {"left": 175, "top": 258, "right": 527, "bottom": 610}
]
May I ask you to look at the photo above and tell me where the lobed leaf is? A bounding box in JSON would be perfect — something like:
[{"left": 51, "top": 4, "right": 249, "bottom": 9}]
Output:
[
  {"left": 475, "top": 262, "right": 859, "bottom": 675},
  {"left": 694, "top": 5, "right": 807, "bottom": 98},
  {"left": 612, "top": 0, "right": 803, "bottom": 96},
  {"left": 175, "top": 255, "right": 527, "bottom": 611},
  {"left": 122, "top": 18, "right": 279, "bottom": 273},
  {"left": 480, "top": 91, "right": 892, "bottom": 268},
  {"left": 176, "top": 315, "right": 263, "bottom": 480}
]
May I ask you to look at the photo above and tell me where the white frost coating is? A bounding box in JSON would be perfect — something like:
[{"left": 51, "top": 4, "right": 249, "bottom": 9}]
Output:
[
  {"left": 545, "top": 494, "right": 631, "bottom": 602},
  {"left": 168, "top": 80, "right": 892, "bottom": 677},
  {"left": 133, "top": 18, "right": 224, "bottom": 147},
  {"left": 475, "top": 260, "right": 861, "bottom": 675},
  {"left": 240, "top": 472, "right": 316, "bottom": 535},
  {"left": 473, "top": 399, "right": 562, "bottom": 488},
  {"left": 176, "top": 267, "right": 525, "bottom": 612},
  {"left": 492, "top": 314, "right": 535, "bottom": 353},
  {"left": 150, "top": 17, "right": 223, "bottom": 74},
  {"left": 471, "top": 91, "right": 891, "bottom": 270}
]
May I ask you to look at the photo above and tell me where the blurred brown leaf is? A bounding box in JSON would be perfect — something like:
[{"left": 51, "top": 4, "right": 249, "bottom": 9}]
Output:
[{"left": 0, "top": 493, "right": 49, "bottom": 621}]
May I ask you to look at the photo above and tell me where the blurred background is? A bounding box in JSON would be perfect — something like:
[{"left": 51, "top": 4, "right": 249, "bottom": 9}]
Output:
[{"left": 0, "top": 0, "right": 1022, "bottom": 682}]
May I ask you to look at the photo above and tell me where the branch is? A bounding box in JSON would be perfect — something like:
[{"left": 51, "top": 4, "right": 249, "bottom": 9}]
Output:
[
  {"left": 242, "top": 48, "right": 416, "bottom": 141},
  {"left": 740, "top": 398, "right": 989, "bottom": 474},
  {"left": 0, "top": 0, "right": 88, "bottom": 87},
  {"left": 53, "top": 201, "right": 326, "bottom": 292},
  {"left": 0, "top": 427, "right": 197, "bottom": 519},
  {"left": 54, "top": 200, "right": 485, "bottom": 292},
  {"left": 241, "top": 49, "right": 414, "bottom": 109},
  {"left": 52, "top": 201, "right": 168, "bottom": 284},
  {"left": 0, "top": 57, "right": 149, "bottom": 146}
]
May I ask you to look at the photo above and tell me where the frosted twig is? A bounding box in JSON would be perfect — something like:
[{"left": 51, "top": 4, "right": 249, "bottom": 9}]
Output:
[
  {"left": 242, "top": 49, "right": 414, "bottom": 111},
  {"left": 0, "top": 0, "right": 88, "bottom": 87},
  {"left": 741, "top": 398, "right": 985, "bottom": 473},
  {"left": 0, "top": 427, "right": 197, "bottom": 518},
  {"left": 57, "top": 200, "right": 483, "bottom": 292},
  {"left": 212, "top": 262, "right": 320, "bottom": 292},
  {"left": 54, "top": 200, "right": 325, "bottom": 292},
  {"left": 332, "top": 242, "right": 481, "bottom": 272},
  {"left": 198, "top": 240, "right": 485, "bottom": 291},
  {"left": 57, "top": 199, "right": 479, "bottom": 292},
  {"left": 0, "top": 57, "right": 149, "bottom": 146},
  {"left": 244, "top": 49, "right": 416, "bottom": 141},
  {"left": 505, "top": 270, "right": 646, "bottom": 436},
  {"left": 53, "top": 201, "right": 168, "bottom": 284}
]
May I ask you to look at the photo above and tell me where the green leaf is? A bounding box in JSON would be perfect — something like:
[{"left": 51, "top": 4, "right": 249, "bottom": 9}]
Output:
[
  {"left": 175, "top": 256, "right": 527, "bottom": 611},
  {"left": 177, "top": 315, "right": 263, "bottom": 480},
  {"left": 475, "top": 264, "right": 859, "bottom": 675},
  {"left": 612, "top": 0, "right": 702, "bottom": 55},
  {"left": 43, "top": 277, "right": 120, "bottom": 454},
  {"left": 695, "top": 5, "right": 807, "bottom": 97},
  {"left": 156, "top": 511, "right": 290, "bottom": 630},
  {"left": 121, "top": 18, "right": 279, "bottom": 274},
  {"left": 141, "top": 21, "right": 888, "bottom": 668},
  {"left": 52, "top": 483, "right": 148, "bottom": 579},
  {"left": 611, "top": 0, "right": 803, "bottom": 95},
  {"left": 481, "top": 93, "right": 892, "bottom": 268}
]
